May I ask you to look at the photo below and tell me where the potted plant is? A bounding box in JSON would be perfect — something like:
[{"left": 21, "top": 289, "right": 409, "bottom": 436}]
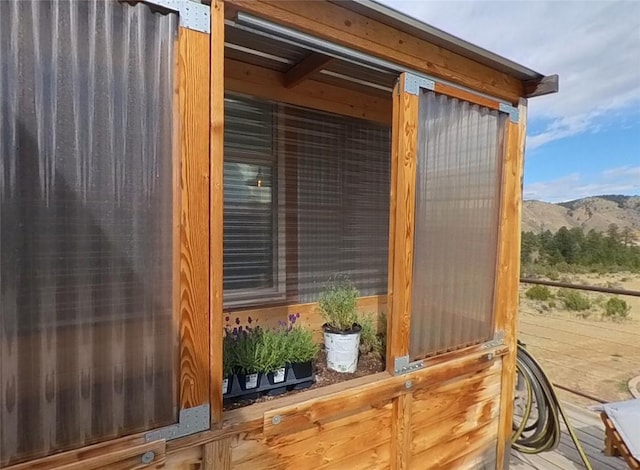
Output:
[
  {"left": 286, "top": 325, "right": 319, "bottom": 382},
  {"left": 222, "top": 330, "right": 236, "bottom": 395},
  {"left": 234, "top": 327, "right": 261, "bottom": 395},
  {"left": 256, "top": 328, "right": 289, "bottom": 395},
  {"left": 318, "top": 277, "right": 362, "bottom": 373}
]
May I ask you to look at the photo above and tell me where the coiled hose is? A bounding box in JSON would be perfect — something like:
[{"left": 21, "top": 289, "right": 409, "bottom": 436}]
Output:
[{"left": 512, "top": 342, "right": 593, "bottom": 470}]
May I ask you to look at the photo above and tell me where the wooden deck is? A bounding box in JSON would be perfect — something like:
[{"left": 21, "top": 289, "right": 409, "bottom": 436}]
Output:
[{"left": 510, "top": 402, "right": 628, "bottom": 470}]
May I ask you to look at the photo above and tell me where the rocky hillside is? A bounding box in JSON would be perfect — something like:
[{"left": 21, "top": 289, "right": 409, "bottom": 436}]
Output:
[{"left": 522, "top": 195, "right": 640, "bottom": 234}]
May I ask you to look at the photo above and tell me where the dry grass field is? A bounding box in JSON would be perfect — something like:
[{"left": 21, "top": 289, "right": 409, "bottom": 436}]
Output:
[{"left": 518, "top": 273, "right": 640, "bottom": 405}]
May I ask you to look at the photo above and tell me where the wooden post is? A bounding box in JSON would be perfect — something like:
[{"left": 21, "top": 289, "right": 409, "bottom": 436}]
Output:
[
  {"left": 202, "top": 439, "right": 232, "bottom": 470},
  {"left": 210, "top": 0, "right": 225, "bottom": 426},
  {"left": 386, "top": 73, "right": 419, "bottom": 371},
  {"left": 391, "top": 393, "right": 413, "bottom": 470},
  {"left": 494, "top": 98, "right": 528, "bottom": 469},
  {"left": 178, "top": 26, "right": 211, "bottom": 411}
]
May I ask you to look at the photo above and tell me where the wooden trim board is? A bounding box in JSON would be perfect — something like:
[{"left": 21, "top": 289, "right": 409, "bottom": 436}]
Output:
[
  {"left": 386, "top": 72, "right": 419, "bottom": 369},
  {"left": 210, "top": 0, "right": 225, "bottom": 426},
  {"left": 494, "top": 98, "right": 527, "bottom": 469},
  {"left": 178, "top": 26, "right": 212, "bottom": 411}
]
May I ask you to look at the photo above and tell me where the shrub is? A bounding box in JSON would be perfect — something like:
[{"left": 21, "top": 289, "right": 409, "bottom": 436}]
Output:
[
  {"left": 254, "top": 328, "right": 289, "bottom": 374},
  {"left": 557, "top": 289, "right": 591, "bottom": 311},
  {"left": 548, "top": 300, "right": 556, "bottom": 309},
  {"left": 318, "top": 276, "right": 359, "bottom": 331},
  {"left": 233, "top": 328, "right": 261, "bottom": 375},
  {"left": 604, "top": 297, "right": 631, "bottom": 320},
  {"left": 525, "top": 285, "right": 552, "bottom": 301},
  {"left": 286, "top": 326, "right": 319, "bottom": 364},
  {"left": 359, "top": 313, "right": 383, "bottom": 357}
]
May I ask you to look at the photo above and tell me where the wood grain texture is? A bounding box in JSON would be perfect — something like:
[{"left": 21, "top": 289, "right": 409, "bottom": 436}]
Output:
[
  {"left": 284, "top": 52, "right": 334, "bottom": 88},
  {"left": 391, "top": 393, "right": 412, "bottom": 470},
  {"left": 232, "top": 404, "right": 392, "bottom": 469},
  {"left": 225, "top": 0, "right": 523, "bottom": 102},
  {"left": 523, "top": 74, "right": 559, "bottom": 98},
  {"left": 387, "top": 74, "right": 419, "bottom": 367},
  {"left": 261, "top": 345, "right": 503, "bottom": 438},
  {"left": 210, "top": 0, "right": 225, "bottom": 426},
  {"left": 225, "top": 58, "right": 392, "bottom": 124},
  {"left": 202, "top": 438, "right": 232, "bottom": 470},
  {"left": 179, "top": 27, "right": 211, "bottom": 411},
  {"left": 433, "top": 82, "right": 501, "bottom": 110},
  {"left": 494, "top": 98, "right": 528, "bottom": 469},
  {"left": 3, "top": 433, "right": 160, "bottom": 470},
  {"left": 385, "top": 79, "right": 400, "bottom": 371}
]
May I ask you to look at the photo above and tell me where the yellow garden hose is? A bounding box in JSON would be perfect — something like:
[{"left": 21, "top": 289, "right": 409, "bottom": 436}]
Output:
[{"left": 511, "top": 343, "right": 593, "bottom": 470}]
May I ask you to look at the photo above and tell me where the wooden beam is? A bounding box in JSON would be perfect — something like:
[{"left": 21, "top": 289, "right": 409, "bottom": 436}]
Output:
[
  {"left": 433, "top": 82, "right": 501, "bottom": 110},
  {"left": 494, "top": 98, "right": 527, "bottom": 469},
  {"left": 386, "top": 73, "right": 419, "bottom": 370},
  {"left": 523, "top": 74, "right": 559, "bottom": 98},
  {"left": 284, "top": 53, "right": 334, "bottom": 88},
  {"left": 202, "top": 439, "right": 232, "bottom": 470},
  {"left": 391, "top": 393, "right": 412, "bottom": 470},
  {"left": 225, "top": 0, "right": 524, "bottom": 102},
  {"left": 225, "top": 58, "right": 392, "bottom": 124},
  {"left": 179, "top": 27, "right": 211, "bottom": 411},
  {"left": 210, "top": 0, "right": 225, "bottom": 426}
]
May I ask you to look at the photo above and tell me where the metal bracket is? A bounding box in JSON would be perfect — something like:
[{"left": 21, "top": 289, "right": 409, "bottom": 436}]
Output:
[
  {"left": 142, "top": 0, "right": 210, "bottom": 34},
  {"left": 404, "top": 73, "right": 435, "bottom": 95},
  {"left": 483, "top": 331, "right": 505, "bottom": 350},
  {"left": 145, "top": 404, "right": 210, "bottom": 442},
  {"left": 394, "top": 355, "right": 425, "bottom": 375},
  {"left": 499, "top": 103, "right": 519, "bottom": 123}
]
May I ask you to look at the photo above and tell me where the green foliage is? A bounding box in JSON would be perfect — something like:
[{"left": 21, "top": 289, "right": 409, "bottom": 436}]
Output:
[
  {"left": 232, "top": 328, "right": 261, "bottom": 375},
  {"left": 359, "top": 313, "right": 383, "bottom": 357},
  {"left": 520, "top": 226, "right": 640, "bottom": 275},
  {"left": 604, "top": 297, "right": 631, "bottom": 320},
  {"left": 548, "top": 300, "right": 556, "bottom": 309},
  {"left": 286, "top": 327, "right": 319, "bottom": 363},
  {"left": 318, "top": 276, "right": 360, "bottom": 331},
  {"left": 254, "top": 328, "right": 289, "bottom": 374},
  {"left": 525, "top": 285, "right": 552, "bottom": 301},
  {"left": 223, "top": 333, "right": 236, "bottom": 377},
  {"left": 557, "top": 289, "right": 591, "bottom": 311}
]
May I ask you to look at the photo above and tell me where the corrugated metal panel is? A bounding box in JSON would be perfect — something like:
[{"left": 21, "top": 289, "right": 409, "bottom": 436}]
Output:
[
  {"left": 0, "top": 0, "right": 177, "bottom": 465},
  {"left": 409, "top": 91, "right": 506, "bottom": 359}
]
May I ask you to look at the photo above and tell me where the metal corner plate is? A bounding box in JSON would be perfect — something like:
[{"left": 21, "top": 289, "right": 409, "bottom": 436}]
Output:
[
  {"left": 498, "top": 103, "right": 519, "bottom": 123},
  {"left": 404, "top": 73, "right": 435, "bottom": 95},
  {"left": 145, "top": 404, "right": 210, "bottom": 442},
  {"left": 143, "top": 0, "right": 210, "bottom": 34},
  {"left": 394, "top": 355, "right": 425, "bottom": 375}
]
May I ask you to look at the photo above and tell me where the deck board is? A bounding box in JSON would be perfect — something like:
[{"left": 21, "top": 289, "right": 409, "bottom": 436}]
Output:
[{"left": 510, "top": 402, "right": 628, "bottom": 470}]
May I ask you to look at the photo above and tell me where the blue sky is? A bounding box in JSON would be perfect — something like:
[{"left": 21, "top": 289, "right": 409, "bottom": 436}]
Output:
[{"left": 379, "top": 0, "right": 640, "bottom": 202}]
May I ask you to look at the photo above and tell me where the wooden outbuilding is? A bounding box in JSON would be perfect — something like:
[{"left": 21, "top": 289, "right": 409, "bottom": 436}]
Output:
[{"left": 0, "top": 0, "right": 558, "bottom": 468}]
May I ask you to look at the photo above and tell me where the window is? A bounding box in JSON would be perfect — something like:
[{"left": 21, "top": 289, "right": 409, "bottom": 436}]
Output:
[
  {"left": 409, "top": 91, "right": 506, "bottom": 359},
  {"left": 1, "top": 1, "right": 177, "bottom": 465},
  {"left": 223, "top": 95, "right": 391, "bottom": 307}
]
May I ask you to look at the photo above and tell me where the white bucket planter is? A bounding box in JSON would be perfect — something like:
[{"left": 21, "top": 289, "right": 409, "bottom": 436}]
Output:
[{"left": 323, "top": 324, "right": 361, "bottom": 373}]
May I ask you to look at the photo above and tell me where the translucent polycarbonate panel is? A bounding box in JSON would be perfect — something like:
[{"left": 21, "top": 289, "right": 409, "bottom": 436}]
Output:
[
  {"left": 223, "top": 95, "right": 390, "bottom": 307},
  {"left": 0, "top": 1, "right": 177, "bottom": 465},
  {"left": 409, "top": 91, "right": 506, "bottom": 359}
]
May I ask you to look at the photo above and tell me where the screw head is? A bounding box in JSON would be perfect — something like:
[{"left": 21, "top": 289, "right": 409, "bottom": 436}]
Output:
[
  {"left": 141, "top": 451, "right": 155, "bottom": 465},
  {"left": 486, "top": 353, "right": 494, "bottom": 361},
  {"left": 405, "top": 380, "right": 413, "bottom": 389},
  {"left": 272, "top": 415, "right": 282, "bottom": 425}
]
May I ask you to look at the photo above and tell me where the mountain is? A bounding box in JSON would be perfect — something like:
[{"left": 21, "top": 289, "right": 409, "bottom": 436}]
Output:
[{"left": 521, "top": 195, "right": 640, "bottom": 234}]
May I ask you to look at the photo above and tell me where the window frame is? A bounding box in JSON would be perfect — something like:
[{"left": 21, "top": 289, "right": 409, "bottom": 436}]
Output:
[{"left": 222, "top": 97, "right": 287, "bottom": 308}]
